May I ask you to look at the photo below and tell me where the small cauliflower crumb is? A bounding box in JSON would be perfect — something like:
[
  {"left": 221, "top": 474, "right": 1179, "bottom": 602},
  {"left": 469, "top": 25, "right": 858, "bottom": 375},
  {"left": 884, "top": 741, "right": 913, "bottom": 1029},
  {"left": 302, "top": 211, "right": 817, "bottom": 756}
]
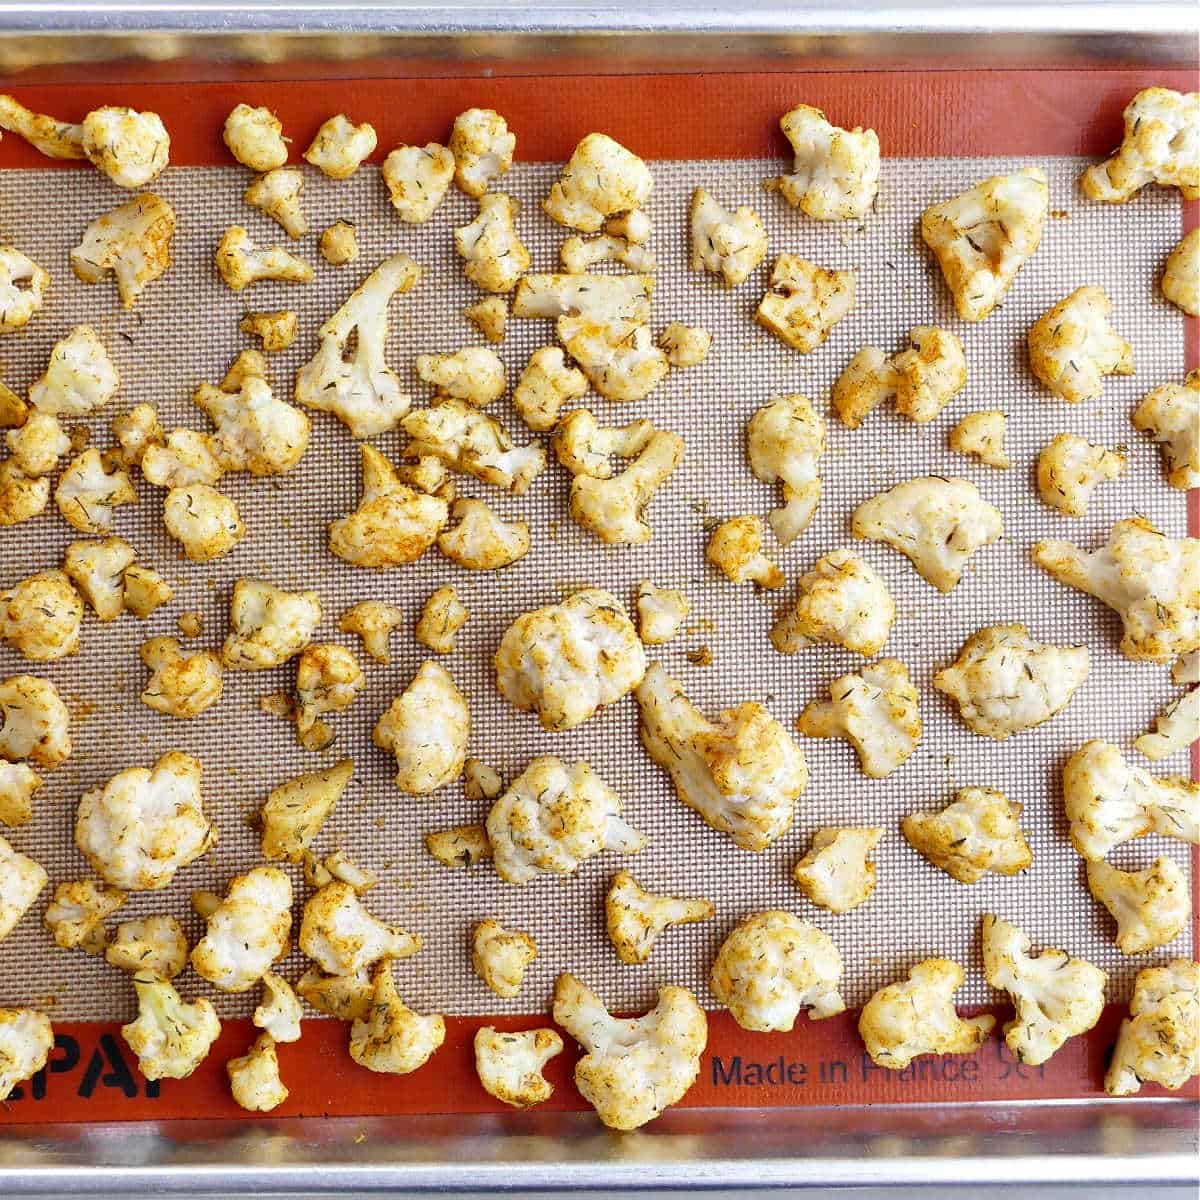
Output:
[
  {"left": 438, "top": 497, "right": 530, "bottom": 570},
  {"left": 320, "top": 220, "right": 358, "bottom": 266},
  {"left": 0, "top": 834, "right": 47, "bottom": 941},
  {"left": 472, "top": 919, "right": 537, "bottom": 998},
  {"left": 1132, "top": 371, "right": 1199, "bottom": 491},
  {"left": 0, "top": 674, "right": 71, "bottom": 765},
  {"left": 542, "top": 133, "right": 653, "bottom": 233},
  {"left": 1035, "top": 433, "right": 1126, "bottom": 516},
  {"left": 374, "top": 660, "right": 469, "bottom": 794},
  {"left": 223, "top": 104, "right": 288, "bottom": 171},
  {"left": 690, "top": 186, "right": 768, "bottom": 288},
  {"left": 414, "top": 586, "right": 469, "bottom": 655},
  {"left": 240, "top": 309, "right": 298, "bottom": 352},
  {"left": 139, "top": 637, "right": 223, "bottom": 719},
  {"left": 706, "top": 515, "right": 784, "bottom": 589},
  {"left": 29, "top": 326, "right": 119, "bottom": 418},
  {"left": 177, "top": 611, "right": 202, "bottom": 638},
  {"left": 0, "top": 246, "right": 48, "bottom": 333},
  {"left": 81, "top": 106, "right": 169, "bottom": 189},
  {"left": 254, "top": 972, "right": 303, "bottom": 1042},
  {"left": 106, "top": 915, "right": 188, "bottom": 979},
  {"left": 0, "top": 761, "right": 41, "bottom": 827},
  {"left": 382, "top": 142, "right": 455, "bottom": 223},
  {"left": 1161, "top": 228, "right": 1199, "bottom": 315},
  {"left": 747, "top": 393, "right": 825, "bottom": 544},
  {"left": 1028, "top": 286, "right": 1133, "bottom": 403},
  {"left": 216, "top": 225, "right": 314, "bottom": 291},
  {"left": 636, "top": 580, "right": 690, "bottom": 646},
  {"left": 1135, "top": 687, "right": 1200, "bottom": 761},
  {"left": 513, "top": 346, "right": 587, "bottom": 431},
  {"left": 450, "top": 107, "right": 515, "bottom": 197},
  {"left": 465, "top": 295, "right": 507, "bottom": 343},
  {"left": 191, "top": 867, "right": 291, "bottom": 993},
  {"left": 163, "top": 483, "right": 244, "bottom": 561},
  {"left": 55, "top": 449, "right": 136, "bottom": 534},
  {"left": 417, "top": 347, "right": 506, "bottom": 408},
  {"left": 304, "top": 114, "right": 376, "bottom": 178},
  {"left": 121, "top": 974, "right": 220, "bottom": 1081},
  {"left": 1, "top": 572, "right": 82, "bottom": 661},
  {"left": 659, "top": 323, "right": 711, "bottom": 368},
  {"left": 902, "top": 787, "right": 1033, "bottom": 883},
  {"left": 606, "top": 870, "right": 714, "bottom": 964},
  {"left": 259, "top": 759, "right": 353, "bottom": 862},
  {"left": 1086, "top": 857, "right": 1190, "bottom": 955},
  {"left": 455, "top": 194, "right": 531, "bottom": 293},
  {"left": 340, "top": 599, "right": 404, "bottom": 662},
  {"left": 1105, "top": 959, "right": 1199, "bottom": 1096},
  {"left": 245, "top": 167, "right": 307, "bottom": 238},
  {"left": 70, "top": 193, "right": 175, "bottom": 309},
  {"left": 43, "top": 878, "right": 125, "bottom": 953},
  {"left": 0, "top": 1008, "right": 53, "bottom": 1102},
  {"left": 792, "top": 827, "right": 883, "bottom": 914},
  {"left": 949, "top": 411, "right": 1009, "bottom": 469},
  {"left": 227, "top": 1033, "right": 288, "bottom": 1112},
  {"left": 475, "top": 1027, "right": 562, "bottom": 1109},
  {"left": 349, "top": 960, "right": 445, "bottom": 1076},
  {"left": 222, "top": 578, "right": 321, "bottom": 670},
  {"left": 756, "top": 254, "right": 855, "bottom": 353},
  {"left": 425, "top": 824, "right": 491, "bottom": 869}
]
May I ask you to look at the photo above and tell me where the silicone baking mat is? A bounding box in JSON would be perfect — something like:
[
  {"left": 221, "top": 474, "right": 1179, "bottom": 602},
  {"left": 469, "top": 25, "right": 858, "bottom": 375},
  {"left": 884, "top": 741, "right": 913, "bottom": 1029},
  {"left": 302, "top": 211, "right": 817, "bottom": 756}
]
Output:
[{"left": 0, "top": 67, "right": 1195, "bottom": 1121}]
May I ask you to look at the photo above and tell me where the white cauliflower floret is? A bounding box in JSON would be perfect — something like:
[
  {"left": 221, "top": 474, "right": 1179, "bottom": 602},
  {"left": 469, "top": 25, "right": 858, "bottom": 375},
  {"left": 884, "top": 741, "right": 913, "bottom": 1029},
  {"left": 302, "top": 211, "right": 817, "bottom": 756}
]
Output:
[
  {"left": 0, "top": 761, "right": 41, "bottom": 827},
  {"left": 195, "top": 372, "right": 310, "bottom": 477},
  {"left": 424, "top": 824, "right": 492, "bottom": 870},
  {"left": 710, "top": 911, "right": 844, "bottom": 1032},
  {"left": 1135, "top": 687, "right": 1200, "bottom": 761},
  {"left": 792, "top": 827, "right": 883, "bottom": 914},
  {"left": 0, "top": 461, "right": 49, "bottom": 526},
  {"left": 304, "top": 113, "right": 376, "bottom": 178},
  {"left": 1132, "top": 371, "right": 1199, "bottom": 491},
  {"left": 438, "top": 497, "right": 530, "bottom": 570},
  {"left": 0, "top": 246, "right": 48, "bottom": 332},
  {"left": 747, "top": 393, "right": 824, "bottom": 544},
  {"left": 223, "top": 104, "right": 288, "bottom": 171},
  {"left": 29, "top": 326, "right": 119, "bottom": 418},
  {"left": 1105, "top": 959, "right": 1199, "bottom": 1096},
  {"left": 852, "top": 476, "right": 1003, "bottom": 593},
  {"left": 216, "top": 226, "right": 313, "bottom": 290},
  {"left": 0, "top": 674, "right": 71, "bottom": 764},
  {"left": 221, "top": 578, "right": 321, "bottom": 670},
  {"left": 475, "top": 1027, "right": 562, "bottom": 1108},
  {"left": 259, "top": 759, "right": 352, "bottom": 861},
  {"left": 798, "top": 658, "right": 921, "bottom": 778},
  {"left": 606, "top": 870, "right": 714, "bottom": 964},
  {"left": 43, "top": 877, "right": 125, "bottom": 953},
  {"left": 767, "top": 103, "right": 879, "bottom": 220},
  {"left": 292, "top": 643, "right": 364, "bottom": 748},
  {"left": 142, "top": 429, "right": 224, "bottom": 488},
  {"left": 102, "top": 557, "right": 173, "bottom": 619},
  {"left": 299, "top": 881, "right": 421, "bottom": 976},
  {"left": 382, "top": 142, "right": 455, "bottom": 223},
  {"left": 0, "top": 94, "right": 83, "bottom": 158},
  {"left": 604, "top": 209, "right": 651, "bottom": 243},
  {"left": 659, "top": 323, "right": 710, "bottom": 368},
  {"left": 121, "top": 974, "right": 220, "bottom": 1081},
  {"left": 1032, "top": 517, "right": 1199, "bottom": 663},
  {"left": 513, "top": 346, "right": 587, "bottom": 432},
  {"left": 464, "top": 758, "right": 502, "bottom": 802},
  {"left": 373, "top": 660, "right": 469, "bottom": 794},
  {"left": 1035, "top": 433, "right": 1126, "bottom": 516},
  {"left": 560, "top": 234, "right": 657, "bottom": 274},
  {"left": 553, "top": 973, "right": 706, "bottom": 1131},
  {"left": 1162, "top": 228, "right": 1199, "bottom": 315},
  {"left": 62, "top": 536, "right": 136, "bottom": 621},
  {"left": 494, "top": 588, "right": 646, "bottom": 731},
  {"left": 902, "top": 786, "right": 1032, "bottom": 883},
  {"left": 512, "top": 271, "right": 653, "bottom": 323},
  {"left": 2, "top": 572, "right": 82, "bottom": 662},
  {"left": 338, "top": 601, "right": 403, "bottom": 663},
  {"left": 411, "top": 586, "right": 467, "bottom": 656},
  {"left": 771, "top": 549, "right": 893, "bottom": 658},
  {"left": 221, "top": 348, "right": 269, "bottom": 395},
  {"left": 553, "top": 408, "right": 653, "bottom": 478},
  {"left": 244, "top": 168, "right": 308, "bottom": 238},
  {"left": 317, "top": 851, "right": 377, "bottom": 895},
  {"left": 636, "top": 663, "right": 807, "bottom": 851},
  {"left": 1028, "top": 286, "right": 1133, "bottom": 403},
  {"left": 455, "top": 194, "right": 530, "bottom": 294},
  {"left": 465, "top": 295, "right": 506, "bottom": 343},
  {"left": 472, "top": 919, "right": 537, "bottom": 997},
  {"left": 70, "top": 193, "right": 175, "bottom": 309},
  {"left": 105, "top": 915, "right": 188, "bottom": 979},
  {"left": 0, "top": 834, "right": 46, "bottom": 941},
  {"left": 450, "top": 107, "right": 515, "bottom": 197},
  {"left": 1082, "top": 87, "right": 1199, "bottom": 203},
  {"left": 75, "top": 751, "right": 214, "bottom": 890},
  {"left": 1173, "top": 651, "right": 1197, "bottom": 687},
  {"left": 543, "top": 134, "right": 653, "bottom": 232},
  {"left": 191, "top": 867, "right": 292, "bottom": 992},
  {"left": 933, "top": 624, "right": 1090, "bottom": 740},
  {"left": 706, "top": 515, "right": 785, "bottom": 589},
  {"left": 569, "top": 430, "right": 683, "bottom": 544},
  {"left": 240, "top": 309, "right": 298, "bottom": 352},
  {"left": 557, "top": 315, "right": 669, "bottom": 404},
  {"left": 1062, "top": 740, "right": 1198, "bottom": 861},
  {"left": 320, "top": 220, "right": 358, "bottom": 266},
  {"left": 227, "top": 1033, "right": 288, "bottom": 1112},
  {"left": 111, "top": 403, "right": 163, "bottom": 467},
  {"left": 417, "top": 347, "right": 506, "bottom": 408},
  {"left": 859, "top": 959, "right": 995, "bottom": 1069},
  {"left": 80, "top": 106, "right": 169, "bottom": 188},
  {"left": 755, "top": 254, "right": 855, "bottom": 353},
  {"left": 949, "top": 411, "right": 1009, "bottom": 469},
  {"left": 689, "top": 186, "right": 768, "bottom": 288},
  {"left": 982, "top": 914, "right": 1106, "bottom": 1066},
  {"left": 163, "top": 483, "right": 245, "bottom": 561},
  {"left": 55, "top": 449, "right": 136, "bottom": 534},
  {"left": 296, "top": 964, "right": 373, "bottom": 1020},
  {"left": 254, "top": 972, "right": 303, "bottom": 1042},
  {"left": 349, "top": 960, "right": 445, "bottom": 1075},
  {"left": 0, "top": 1009, "right": 53, "bottom": 1102},
  {"left": 1086, "top": 857, "right": 1190, "bottom": 954},
  {"left": 636, "top": 580, "right": 689, "bottom": 646}
]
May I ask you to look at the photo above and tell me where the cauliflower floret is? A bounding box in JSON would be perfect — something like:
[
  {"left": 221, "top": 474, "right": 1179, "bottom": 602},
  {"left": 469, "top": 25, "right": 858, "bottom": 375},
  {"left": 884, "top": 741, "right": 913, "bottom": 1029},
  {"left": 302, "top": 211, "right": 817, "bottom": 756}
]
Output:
[
  {"left": 80, "top": 106, "right": 169, "bottom": 188},
  {"left": 0, "top": 1009, "right": 53, "bottom": 1102},
  {"left": 710, "top": 910, "right": 844, "bottom": 1032},
  {"left": 475, "top": 1027, "right": 562, "bottom": 1108},
  {"left": 860, "top": 960, "right": 995, "bottom": 1069},
  {"left": 1106, "top": 959, "right": 1199, "bottom": 1096},
  {"left": 1082, "top": 87, "right": 1199, "bottom": 203},
  {"left": 659, "top": 323, "right": 711, "bottom": 368},
  {"left": 304, "top": 113, "right": 376, "bottom": 178},
  {"left": 163, "top": 483, "right": 244, "bottom": 561},
  {"left": 438, "top": 497, "right": 530, "bottom": 570},
  {"left": 1036, "top": 433, "right": 1126, "bottom": 516},
  {"left": 472, "top": 919, "right": 537, "bottom": 997},
  {"left": 792, "top": 827, "right": 883, "bottom": 915},
  {"left": 605, "top": 869, "right": 714, "bottom": 964},
  {"left": 1033, "top": 518, "right": 1199, "bottom": 663},
  {"left": 557, "top": 315, "right": 669, "bottom": 404},
  {"left": 349, "top": 960, "right": 445, "bottom": 1075},
  {"left": 463, "top": 759, "right": 502, "bottom": 802},
  {"left": 110, "top": 562, "right": 173, "bottom": 618},
  {"left": 852, "top": 476, "right": 1003, "bottom": 593},
  {"left": 382, "top": 142, "right": 455, "bottom": 222},
  {"left": 62, "top": 536, "right": 135, "bottom": 621},
  {"left": 416, "top": 348, "right": 506, "bottom": 408},
  {"left": 0, "top": 674, "right": 70, "bottom": 765},
  {"left": 949, "top": 411, "right": 1009, "bottom": 469},
  {"left": 254, "top": 972, "right": 302, "bottom": 1042},
  {"left": 1, "top": 571, "right": 83, "bottom": 661},
  {"left": 0, "top": 761, "right": 40, "bottom": 826},
  {"left": 139, "top": 636, "right": 222, "bottom": 719},
  {"left": 0, "top": 834, "right": 46, "bottom": 941},
  {"left": 374, "top": 661, "right": 469, "bottom": 794},
  {"left": 142, "top": 429, "right": 224, "bottom": 488},
  {"left": 0, "top": 246, "right": 48, "bottom": 332},
  {"left": 0, "top": 460, "right": 49, "bottom": 526},
  {"left": 982, "top": 914, "right": 1106, "bottom": 1066},
  {"left": 111, "top": 403, "right": 163, "bottom": 467},
  {"left": 70, "top": 193, "right": 175, "bottom": 309},
  {"left": 767, "top": 103, "right": 880, "bottom": 220},
  {"left": 43, "top": 877, "right": 124, "bottom": 953},
  {"left": 1174, "top": 650, "right": 1199, "bottom": 685},
  {"left": 300, "top": 881, "right": 421, "bottom": 976},
  {"left": 121, "top": 974, "right": 220, "bottom": 1081},
  {"left": 450, "top": 108, "right": 515, "bottom": 196},
  {"left": 465, "top": 295, "right": 507, "bottom": 344},
  {"left": 605, "top": 209, "right": 651, "bottom": 243},
  {"left": 485, "top": 756, "right": 644, "bottom": 884},
  {"left": 411, "top": 588, "right": 471, "bottom": 658},
  {"left": 542, "top": 133, "right": 653, "bottom": 232},
  {"left": 105, "top": 915, "right": 188, "bottom": 979},
  {"left": 1086, "top": 857, "right": 1190, "bottom": 955},
  {"left": 553, "top": 408, "right": 653, "bottom": 478},
  {"left": 223, "top": 103, "right": 288, "bottom": 171},
  {"left": 29, "top": 326, "right": 119, "bottom": 418},
  {"left": 227, "top": 1033, "right": 288, "bottom": 1112},
  {"left": 216, "top": 226, "right": 313, "bottom": 290},
  {"left": 1132, "top": 371, "right": 1199, "bottom": 491},
  {"left": 55, "top": 449, "right": 136, "bottom": 534},
  {"left": 6, "top": 413, "right": 68, "bottom": 478},
  {"left": 195, "top": 372, "right": 310, "bottom": 477},
  {"left": 221, "top": 348, "right": 269, "bottom": 393},
  {"left": 221, "top": 578, "right": 321, "bottom": 670},
  {"left": 512, "top": 271, "right": 654, "bottom": 324},
  {"left": 635, "top": 580, "right": 689, "bottom": 646},
  {"left": 689, "top": 186, "right": 768, "bottom": 288},
  {"left": 425, "top": 824, "right": 492, "bottom": 869},
  {"left": 259, "top": 759, "right": 353, "bottom": 862},
  {"left": 706, "top": 516, "right": 785, "bottom": 589},
  {"left": 755, "top": 254, "right": 855, "bottom": 353},
  {"left": 902, "top": 786, "right": 1032, "bottom": 883},
  {"left": 921, "top": 168, "right": 1048, "bottom": 321},
  {"left": 319, "top": 220, "right": 357, "bottom": 266},
  {"left": 244, "top": 167, "right": 307, "bottom": 238},
  {"left": 1161, "top": 228, "right": 1199, "bottom": 315},
  {"left": 295, "top": 964, "right": 373, "bottom": 1020},
  {"left": 798, "top": 659, "right": 921, "bottom": 778},
  {"left": 455, "top": 193, "right": 530, "bottom": 293},
  {"left": 1028, "top": 286, "right": 1134, "bottom": 403},
  {"left": 191, "top": 867, "right": 291, "bottom": 993},
  {"left": 636, "top": 663, "right": 807, "bottom": 851},
  {"left": 560, "top": 234, "right": 657, "bottom": 274},
  {"left": 290, "top": 643, "right": 364, "bottom": 747},
  {"left": 513, "top": 346, "right": 587, "bottom": 432},
  {"left": 746, "top": 393, "right": 824, "bottom": 544},
  {"left": 933, "top": 624, "right": 1090, "bottom": 740},
  {"left": 0, "top": 93, "right": 83, "bottom": 158},
  {"left": 337, "top": 602, "right": 402, "bottom": 665},
  {"left": 553, "top": 973, "right": 705, "bottom": 1131},
  {"left": 1136, "top": 687, "right": 1200, "bottom": 761},
  {"left": 495, "top": 588, "right": 646, "bottom": 731},
  {"left": 240, "top": 309, "right": 298, "bottom": 352}
]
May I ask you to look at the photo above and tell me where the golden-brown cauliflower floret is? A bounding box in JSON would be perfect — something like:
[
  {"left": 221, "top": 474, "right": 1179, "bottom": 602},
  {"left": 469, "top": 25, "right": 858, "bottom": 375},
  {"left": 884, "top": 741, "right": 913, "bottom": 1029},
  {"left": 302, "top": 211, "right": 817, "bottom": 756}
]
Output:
[
  {"left": 553, "top": 973, "right": 706, "bottom": 1131},
  {"left": 711, "top": 910, "right": 844, "bottom": 1032},
  {"left": 295, "top": 964, "right": 373, "bottom": 1020},
  {"left": 0, "top": 761, "right": 41, "bottom": 827},
  {"left": 43, "top": 877, "right": 124, "bottom": 953},
  {"left": 475, "top": 1027, "right": 562, "bottom": 1108},
  {"left": 465, "top": 295, "right": 507, "bottom": 344},
  {"left": 417, "top": 347, "right": 506, "bottom": 408},
  {"left": 223, "top": 104, "right": 288, "bottom": 171},
  {"left": 636, "top": 663, "right": 807, "bottom": 851},
  {"left": 1135, "top": 687, "right": 1200, "bottom": 762},
  {"left": 860, "top": 959, "right": 995, "bottom": 1069},
  {"left": 706, "top": 515, "right": 784, "bottom": 589},
  {"left": 1105, "top": 959, "right": 1199, "bottom": 1096},
  {"left": 512, "top": 270, "right": 653, "bottom": 323},
  {"left": 254, "top": 972, "right": 302, "bottom": 1042},
  {"left": 304, "top": 113, "right": 376, "bottom": 178},
  {"left": 792, "top": 827, "right": 883, "bottom": 914},
  {"left": 29, "top": 326, "right": 119, "bottom": 418},
  {"left": 450, "top": 107, "right": 515, "bottom": 197},
  {"left": 244, "top": 167, "right": 308, "bottom": 238},
  {"left": 1028, "top": 286, "right": 1133, "bottom": 403},
  {"left": 0, "top": 460, "right": 49, "bottom": 526},
  {"left": 227, "top": 1033, "right": 288, "bottom": 1112},
  {"left": 1132, "top": 371, "right": 1199, "bottom": 491},
  {"left": 349, "top": 960, "right": 445, "bottom": 1075},
  {"left": 560, "top": 233, "right": 657, "bottom": 274},
  {"left": 902, "top": 786, "right": 1032, "bottom": 883},
  {"left": 438, "top": 497, "right": 529, "bottom": 570},
  {"left": 139, "top": 636, "right": 223, "bottom": 719},
  {"left": 163, "top": 483, "right": 244, "bottom": 561},
  {"left": 755, "top": 254, "right": 854, "bottom": 353},
  {"left": 240, "top": 309, "right": 298, "bottom": 352},
  {"left": 852, "top": 476, "right": 1003, "bottom": 593},
  {"left": 0, "top": 1008, "right": 53, "bottom": 1102},
  {"left": 221, "top": 578, "right": 321, "bottom": 670},
  {"left": 543, "top": 134, "right": 653, "bottom": 232},
  {"left": 105, "top": 915, "right": 188, "bottom": 979},
  {"left": 933, "top": 624, "right": 1090, "bottom": 740},
  {"left": 195, "top": 372, "right": 310, "bottom": 478},
  {"left": 557, "top": 315, "right": 668, "bottom": 405},
  {"left": 746, "top": 393, "right": 824, "bottom": 544},
  {"left": 0, "top": 94, "right": 84, "bottom": 158},
  {"left": 553, "top": 408, "right": 653, "bottom": 478},
  {"left": 373, "top": 660, "right": 469, "bottom": 795},
  {"left": 55, "top": 449, "right": 136, "bottom": 534},
  {"left": 1161, "top": 228, "right": 1199, "bottom": 315},
  {"left": 949, "top": 411, "right": 1009, "bottom": 469},
  {"left": 382, "top": 141, "right": 455, "bottom": 222},
  {"left": 472, "top": 919, "right": 537, "bottom": 997},
  {"left": 299, "top": 881, "right": 421, "bottom": 976},
  {"left": 464, "top": 758, "right": 502, "bottom": 802},
  {"left": 1086, "top": 857, "right": 1190, "bottom": 955},
  {"left": 512, "top": 346, "right": 587, "bottom": 432},
  {"left": 412, "top": 586, "right": 467, "bottom": 656},
  {"left": 0, "top": 246, "right": 48, "bottom": 332},
  {"left": 605, "top": 870, "right": 714, "bottom": 964},
  {"left": 121, "top": 974, "right": 220, "bottom": 1081},
  {"left": 70, "top": 193, "right": 175, "bottom": 309},
  {"left": 658, "top": 323, "right": 710, "bottom": 368},
  {"left": 259, "top": 759, "right": 352, "bottom": 862},
  {"left": 62, "top": 536, "right": 136, "bottom": 621},
  {"left": 455, "top": 194, "right": 530, "bottom": 294},
  {"left": 689, "top": 186, "right": 768, "bottom": 288},
  {"left": 0, "top": 834, "right": 46, "bottom": 941},
  {"left": 635, "top": 580, "right": 689, "bottom": 646},
  {"left": 339, "top": 599, "right": 404, "bottom": 662},
  {"left": 80, "top": 106, "right": 169, "bottom": 188},
  {"left": 1, "top": 571, "right": 82, "bottom": 661},
  {"left": 0, "top": 675, "right": 70, "bottom": 765},
  {"left": 216, "top": 225, "right": 313, "bottom": 291},
  {"left": 1036, "top": 433, "right": 1126, "bottom": 516},
  {"left": 191, "top": 867, "right": 291, "bottom": 993},
  {"left": 289, "top": 643, "right": 364, "bottom": 748},
  {"left": 798, "top": 659, "right": 921, "bottom": 778},
  {"left": 319, "top": 220, "right": 357, "bottom": 266},
  {"left": 425, "top": 824, "right": 492, "bottom": 869},
  {"left": 141, "top": 429, "right": 224, "bottom": 488},
  {"left": 766, "top": 104, "right": 880, "bottom": 220},
  {"left": 97, "top": 556, "right": 172, "bottom": 619}
]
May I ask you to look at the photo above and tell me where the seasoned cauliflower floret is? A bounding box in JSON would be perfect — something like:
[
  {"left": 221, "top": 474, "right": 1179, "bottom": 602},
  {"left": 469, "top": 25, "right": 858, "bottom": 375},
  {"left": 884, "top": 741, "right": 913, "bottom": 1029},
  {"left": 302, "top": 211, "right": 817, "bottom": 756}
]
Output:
[
  {"left": 0, "top": 1009, "right": 53, "bottom": 1102},
  {"left": 216, "top": 226, "right": 313, "bottom": 291},
  {"left": 244, "top": 167, "right": 308, "bottom": 238},
  {"left": 304, "top": 113, "right": 376, "bottom": 178},
  {"left": 472, "top": 919, "right": 537, "bottom": 997},
  {"left": 114, "top": 563, "right": 173, "bottom": 619},
  {"left": 319, "top": 220, "right": 358, "bottom": 266},
  {"left": 486, "top": 756, "right": 644, "bottom": 885},
  {"left": 121, "top": 974, "right": 220, "bottom": 1081},
  {"left": 374, "top": 661, "right": 469, "bottom": 794},
  {"left": 1086, "top": 857, "right": 1190, "bottom": 955},
  {"left": 0, "top": 834, "right": 46, "bottom": 941},
  {"left": 63, "top": 536, "right": 136, "bottom": 621},
  {"left": 259, "top": 759, "right": 352, "bottom": 862},
  {"left": 254, "top": 972, "right": 303, "bottom": 1042},
  {"left": 1028, "top": 286, "right": 1133, "bottom": 403},
  {"left": 512, "top": 271, "right": 653, "bottom": 323},
  {"left": 792, "top": 827, "right": 883, "bottom": 915},
  {"left": 296, "top": 964, "right": 373, "bottom": 1020},
  {"left": 111, "top": 403, "right": 163, "bottom": 467},
  {"left": 495, "top": 588, "right": 645, "bottom": 731},
  {"left": 561, "top": 234, "right": 657, "bottom": 274},
  {"left": 1081, "top": 87, "right": 1199, "bottom": 203},
  {"left": 933, "top": 624, "right": 1090, "bottom": 740},
  {"left": 475, "top": 1027, "right": 562, "bottom": 1108},
  {"left": 70, "top": 193, "right": 175, "bottom": 309},
  {"left": 105, "top": 915, "right": 188, "bottom": 979},
  {"left": 43, "top": 877, "right": 124, "bottom": 953},
  {"left": 465, "top": 295, "right": 507, "bottom": 344},
  {"left": 450, "top": 107, "right": 515, "bottom": 197},
  {"left": 464, "top": 758, "right": 502, "bottom": 801},
  {"left": 689, "top": 186, "right": 768, "bottom": 288},
  {"left": 425, "top": 823, "right": 492, "bottom": 869},
  {"left": 554, "top": 973, "right": 706, "bottom": 1131},
  {"left": 1033, "top": 518, "right": 1199, "bottom": 663},
  {"left": 1, "top": 572, "right": 83, "bottom": 662},
  {"left": 0, "top": 674, "right": 70, "bottom": 765},
  {"left": 0, "top": 94, "right": 83, "bottom": 158},
  {"left": 766, "top": 104, "right": 880, "bottom": 220},
  {"left": 798, "top": 659, "right": 921, "bottom": 778},
  {"left": 339, "top": 599, "right": 404, "bottom": 662},
  {"left": 0, "top": 460, "right": 49, "bottom": 526},
  {"left": 240, "top": 309, "right": 298, "bottom": 352},
  {"left": 300, "top": 881, "right": 421, "bottom": 976},
  {"left": 570, "top": 428, "right": 683, "bottom": 545},
  {"left": 1132, "top": 371, "right": 1199, "bottom": 491},
  {"left": 417, "top": 347, "right": 506, "bottom": 408},
  {"left": 1105, "top": 959, "right": 1199, "bottom": 1096},
  {"left": 29, "top": 326, "right": 119, "bottom": 418},
  {"left": 1135, "top": 687, "right": 1200, "bottom": 761},
  {"left": 557, "top": 314, "right": 669, "bottom": 405},
  {"left": 636, "top": 663, "right": 807, "bottom": 851},
  {"left": 414, "top": 586, "right": 468, "bottom": 655},
  {"left": 350, "top": 960, "right": 445, "bottom": 1075},
  {"left": 0, "top": 247, "right": 48, "bottom": 332},
  {"left": 553, "top": 408, "right": 653, "bottom": 478},
  {"left": 290, "top": 643, "right": 364, "bottom": 748},
  {"left": 1161, "top": 228, "right": 1199, "bottom": 315},
  {"left": 606, "top": 870, "right": 714, "bottom": 964},
  {"left": 746, "top": 393, "right": 824, "bottom": 544},
  {"left": 227, "top": 1033, "right": 288, "bottom": 1112},
  {"left": 163, "top": 483, "right": 244, "bottom": 561},
  {"left": 191, "top": 867, "right": 292, "bottom": 993},
  {"left": 756, "top": 254, "right": 855, "bottom": 353},
  {"left": 711, "top": 910, "right": 845, "bottom": 1032},
  {"left": 636, "top": 580, "right": 689, "bottom": 646},
  {"left": 1036, "top": 433, "right": 1126, "bottom": 516},
  {"left": 852, "top": 476, "right": 1003, "bottom": 592},
  {"left": 543, "top": 134, "right": 653, "bottom": 232},
  {"left": 513, "top": 346, "right": 587, "bottom": 432},
  {"left": 222, "top": 578, "right": 321, "bottom": 670},
  {"left": 55, "top": 449, "right": 136, "bottom": 534},
  {"left": 81, "top": 106, "right": 169, "bottom": 189},
  {"left": 142, "top": 429, "right": 224, "bottom": 488},
  {"left": 902, "top": 786, "right": 1032, "bottom": 883},
  {"left": 860, "top": 960, "right": 995, "bottom": 1069},
  {"left": 455, "top": 194, "right": 531, "bottom": 294},
  {"left": 658, "top": 323, "right": 710, "bottom": 368},
  {"left": 707, "top": 515, "right": 784, "bottom": 589},
  {"left": 382, "top": 142, "right": 455, "bottom": 223},
  {"left": 609, "top": 209, "right": 655, "bottom": 243},
  {"left": 438, "top": 497, "right": 529, "bottom": 570},
  {"left": 195, "top": 372, "right": 310, "bottom": 477},
  {"left": 0, "top": 761, "right": 41, "bottom": 827},
  {"left": 949, "top": 411, "right": 1009, "bottom": 469},
  {"left": 223, "top": 103, "right": 288, "bottom": 171}
]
